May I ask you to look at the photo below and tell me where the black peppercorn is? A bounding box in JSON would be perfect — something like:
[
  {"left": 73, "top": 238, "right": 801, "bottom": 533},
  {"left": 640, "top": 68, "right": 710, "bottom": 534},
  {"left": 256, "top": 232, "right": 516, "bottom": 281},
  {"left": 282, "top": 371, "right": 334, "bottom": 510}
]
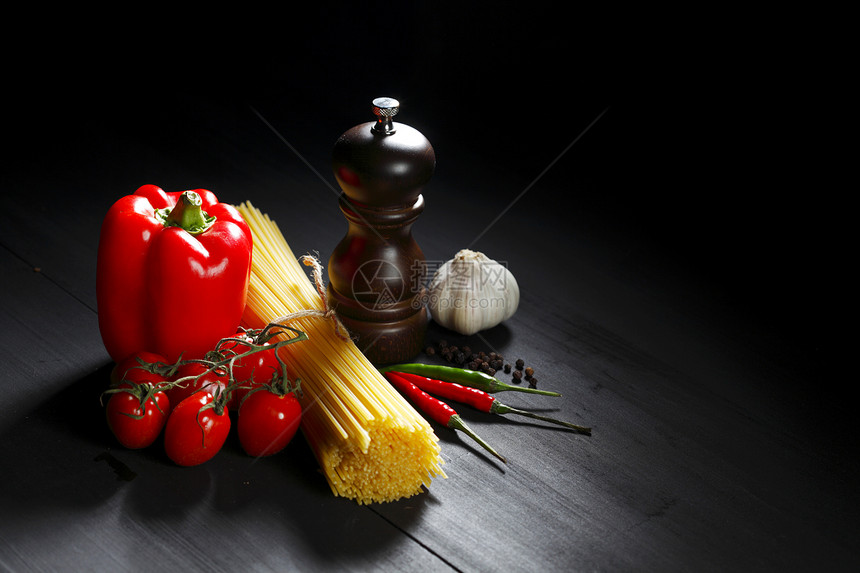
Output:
[{"left": 427, "top": 342, "right": 546, "bottom": 389}]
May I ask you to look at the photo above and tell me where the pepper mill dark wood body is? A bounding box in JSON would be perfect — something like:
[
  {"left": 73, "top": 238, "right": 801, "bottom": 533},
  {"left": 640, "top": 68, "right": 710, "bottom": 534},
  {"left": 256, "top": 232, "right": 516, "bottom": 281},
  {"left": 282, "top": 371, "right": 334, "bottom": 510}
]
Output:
[{"left": 327, "top": 97, "right": 435, "bottom": 364}]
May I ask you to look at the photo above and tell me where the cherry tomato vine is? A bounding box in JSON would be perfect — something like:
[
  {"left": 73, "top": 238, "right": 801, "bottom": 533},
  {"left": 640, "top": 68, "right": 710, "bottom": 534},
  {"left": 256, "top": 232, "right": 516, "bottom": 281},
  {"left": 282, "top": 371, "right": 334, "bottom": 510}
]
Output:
[{"left": 101, "top": 322, "right": 307, "bottom": 465}]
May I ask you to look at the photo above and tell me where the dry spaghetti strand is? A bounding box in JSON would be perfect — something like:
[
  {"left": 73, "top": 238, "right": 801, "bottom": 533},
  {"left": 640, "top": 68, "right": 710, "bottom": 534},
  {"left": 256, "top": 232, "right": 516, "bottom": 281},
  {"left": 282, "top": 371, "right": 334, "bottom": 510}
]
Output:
[{"left": 237, "top": 201, "right": 445, "bottom": 504}]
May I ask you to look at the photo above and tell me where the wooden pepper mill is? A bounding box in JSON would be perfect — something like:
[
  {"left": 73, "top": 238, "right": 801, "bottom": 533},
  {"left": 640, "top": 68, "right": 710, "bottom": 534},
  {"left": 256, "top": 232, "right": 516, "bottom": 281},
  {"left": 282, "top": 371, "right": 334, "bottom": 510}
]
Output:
[{"left": 327, "top": 97, "right": 435, "bottom": 364}]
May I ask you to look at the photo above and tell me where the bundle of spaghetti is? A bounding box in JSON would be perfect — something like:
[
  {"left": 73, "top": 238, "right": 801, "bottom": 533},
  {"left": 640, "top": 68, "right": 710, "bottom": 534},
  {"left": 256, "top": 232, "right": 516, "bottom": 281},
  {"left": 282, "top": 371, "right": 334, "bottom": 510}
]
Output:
[{"left": 237, "top": 201, "right": 445, "bottom": 504}]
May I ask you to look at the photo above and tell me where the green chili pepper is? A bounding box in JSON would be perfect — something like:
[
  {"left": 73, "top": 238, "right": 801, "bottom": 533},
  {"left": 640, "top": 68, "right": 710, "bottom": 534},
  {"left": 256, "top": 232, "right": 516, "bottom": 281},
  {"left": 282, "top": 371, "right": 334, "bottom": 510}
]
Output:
[{"left": 378, "top": 363, "right": 561, "bottom": 396}]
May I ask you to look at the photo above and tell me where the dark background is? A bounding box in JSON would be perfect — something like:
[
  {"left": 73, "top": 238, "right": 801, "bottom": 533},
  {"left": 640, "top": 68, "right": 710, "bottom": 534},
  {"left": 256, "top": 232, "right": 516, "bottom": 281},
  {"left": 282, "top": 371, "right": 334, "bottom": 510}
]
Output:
[
  {"left": 10, "top": 7, "right": 842, "bottom": 388},
  {"left": 3, "top": 6, "right": 853, "bottom": 570}
]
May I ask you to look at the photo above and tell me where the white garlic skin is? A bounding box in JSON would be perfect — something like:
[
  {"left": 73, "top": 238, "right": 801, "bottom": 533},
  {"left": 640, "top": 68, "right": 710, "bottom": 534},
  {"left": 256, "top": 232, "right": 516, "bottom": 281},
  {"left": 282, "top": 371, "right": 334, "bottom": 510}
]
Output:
[{"left": 427, "top": 249, "right": 520, "bottom": 335}]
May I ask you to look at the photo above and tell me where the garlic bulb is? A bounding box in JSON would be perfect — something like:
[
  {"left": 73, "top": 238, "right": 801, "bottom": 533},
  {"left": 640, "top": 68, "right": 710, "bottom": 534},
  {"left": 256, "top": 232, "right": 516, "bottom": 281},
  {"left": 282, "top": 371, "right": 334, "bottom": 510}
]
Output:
[{"left": 427, "top": 249, "right": 519, "bottom": 335}]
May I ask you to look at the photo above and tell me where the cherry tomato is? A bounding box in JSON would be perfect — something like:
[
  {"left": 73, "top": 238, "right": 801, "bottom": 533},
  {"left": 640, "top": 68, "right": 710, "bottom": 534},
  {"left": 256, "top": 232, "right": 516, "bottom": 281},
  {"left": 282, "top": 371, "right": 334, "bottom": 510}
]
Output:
[
  {"left": 110, "top": 351, "right": 171, "bottom": 387},
  {"left": 166, "top": 362, "right": 230, "bottom": 408},
  {"left": 163, "top": 391, "right": 231, "bottom": 466},
  {"left": 220, "top": 335, "right": 282, "bottom": 409},
  {"left": 105, "top": 382, "right": 170, "bottom": 449},
  {"left": 238, "top": 387, "right": 302, "bottom": 457}
]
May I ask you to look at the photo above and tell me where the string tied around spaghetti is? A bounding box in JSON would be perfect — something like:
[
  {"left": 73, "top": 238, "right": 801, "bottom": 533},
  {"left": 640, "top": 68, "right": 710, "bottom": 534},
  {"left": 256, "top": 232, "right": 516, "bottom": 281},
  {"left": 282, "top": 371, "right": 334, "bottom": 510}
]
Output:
[{"left": 270, "top": 254, "right": 353, "bottom": 341}]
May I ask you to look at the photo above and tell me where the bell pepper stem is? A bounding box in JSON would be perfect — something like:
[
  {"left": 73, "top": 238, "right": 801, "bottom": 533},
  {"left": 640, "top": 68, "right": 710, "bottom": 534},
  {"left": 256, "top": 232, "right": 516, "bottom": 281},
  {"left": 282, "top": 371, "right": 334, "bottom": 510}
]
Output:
[{"left": 160, "top": 191, "right": 216, "bottom": 235}]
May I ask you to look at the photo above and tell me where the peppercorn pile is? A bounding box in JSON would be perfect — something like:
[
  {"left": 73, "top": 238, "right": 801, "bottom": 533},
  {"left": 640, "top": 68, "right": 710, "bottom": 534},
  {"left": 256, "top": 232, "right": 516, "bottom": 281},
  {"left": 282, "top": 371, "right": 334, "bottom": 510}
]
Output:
[{"left": 426, "top": 340, "right": 540, "bottom": 389}]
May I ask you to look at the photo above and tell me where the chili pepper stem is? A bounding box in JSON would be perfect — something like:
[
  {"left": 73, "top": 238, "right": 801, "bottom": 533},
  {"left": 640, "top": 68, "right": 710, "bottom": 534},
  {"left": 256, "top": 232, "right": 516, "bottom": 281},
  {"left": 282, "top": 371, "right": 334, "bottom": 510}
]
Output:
[
  {"left": 447, "top": 414, "right": 507, "bottom": 464},
  {"left": 486, "top": 379, "right": 561, "bottom": 397},
  {"left": 490, "top": 402, "right": 592, "bottom": 435}
]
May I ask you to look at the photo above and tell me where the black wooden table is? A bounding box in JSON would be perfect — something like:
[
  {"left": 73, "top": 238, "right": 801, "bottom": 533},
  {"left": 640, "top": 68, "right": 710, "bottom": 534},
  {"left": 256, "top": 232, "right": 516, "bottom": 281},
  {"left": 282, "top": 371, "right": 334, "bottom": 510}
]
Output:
[{"left": 2, "top": 12, "right": 856, "bottom": 572}]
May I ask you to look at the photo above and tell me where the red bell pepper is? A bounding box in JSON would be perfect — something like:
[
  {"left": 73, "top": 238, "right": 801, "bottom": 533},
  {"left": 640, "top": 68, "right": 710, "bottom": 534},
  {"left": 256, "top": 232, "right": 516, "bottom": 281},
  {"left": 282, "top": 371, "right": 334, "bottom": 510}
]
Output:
[{"left": 97, "top": 184, "right": 253, "bottom": 364}]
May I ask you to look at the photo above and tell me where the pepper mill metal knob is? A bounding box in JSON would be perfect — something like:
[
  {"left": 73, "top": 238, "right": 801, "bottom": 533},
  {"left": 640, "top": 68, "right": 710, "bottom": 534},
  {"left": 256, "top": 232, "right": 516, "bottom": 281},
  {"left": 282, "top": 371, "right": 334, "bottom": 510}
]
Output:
[
  {"left": 327, "top": 97, "right": 435, "bottom": 364},
  {"left": 371, "top": 97, "right": 399, "bottom": 134}
]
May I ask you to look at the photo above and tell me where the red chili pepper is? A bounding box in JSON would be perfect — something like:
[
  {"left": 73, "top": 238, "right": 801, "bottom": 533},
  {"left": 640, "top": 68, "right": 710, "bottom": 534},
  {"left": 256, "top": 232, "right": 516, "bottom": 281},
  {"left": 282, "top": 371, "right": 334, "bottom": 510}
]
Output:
[
  {"left": 384, "top": 372, "right": 506, "bottom": 463},
  {"left": 97, "top": 185, "right": 253, "bottom": 363},
  {"left": 378, "top": 363, "right": 561, "bottom": 396},
  {"left": 392, "top": 371, "right": 591, "bottom": 435}
]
